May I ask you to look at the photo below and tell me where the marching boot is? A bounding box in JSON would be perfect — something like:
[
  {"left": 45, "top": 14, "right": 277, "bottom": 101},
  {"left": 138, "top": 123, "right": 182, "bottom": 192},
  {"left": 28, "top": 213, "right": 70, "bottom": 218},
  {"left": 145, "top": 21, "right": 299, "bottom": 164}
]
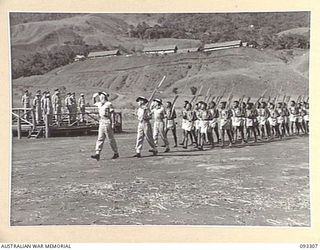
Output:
[{"left": 91, "top": 154, "right": 100, "bottom": 161}]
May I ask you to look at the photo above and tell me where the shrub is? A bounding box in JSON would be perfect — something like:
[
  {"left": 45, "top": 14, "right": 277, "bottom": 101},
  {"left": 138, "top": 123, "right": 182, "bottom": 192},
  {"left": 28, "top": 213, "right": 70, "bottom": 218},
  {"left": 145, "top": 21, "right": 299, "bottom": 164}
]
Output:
[{"left": 190, "top": 86, "right": 197, "bottom": 95}]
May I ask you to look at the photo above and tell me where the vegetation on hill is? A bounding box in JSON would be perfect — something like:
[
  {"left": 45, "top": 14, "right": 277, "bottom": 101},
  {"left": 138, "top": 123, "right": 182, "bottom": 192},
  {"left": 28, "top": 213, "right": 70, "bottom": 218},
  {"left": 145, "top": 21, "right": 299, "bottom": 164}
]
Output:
[
  {"left": 9, "top": 13, "right": 84, "bottom": 25},
  {"left": 12, "top": 47, "right": 309, "bottom": 109},
  {"left": 129, "top": 12, "right": 310, "bottom": 48},
  {"left": 10, "top": 12, "right": 310, "bottom": 79}
]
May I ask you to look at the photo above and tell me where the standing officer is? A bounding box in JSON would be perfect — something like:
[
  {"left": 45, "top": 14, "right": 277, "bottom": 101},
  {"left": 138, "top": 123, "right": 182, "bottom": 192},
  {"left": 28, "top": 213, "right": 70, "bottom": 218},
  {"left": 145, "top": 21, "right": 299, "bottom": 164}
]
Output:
[
  {"left": 78, "top": 93, "right": 86, "bottom": 122},
  {"left": 43, "top": 92, "right": 53, "bottom": 125},
  {"left": 32, "top": 90, "right": 42, "bottom": 124},
  {"left": 91, "top": 92, "right": 119, "bottom": 161},
  {"left": 21, "top": 90, "right": 31, "bottom": 120},
  {"left": 65, "top": 93, "right": 73, "bottom": 123},
  {"left": 52, "top": 89, "right": 62, "bottom": 125},
  {"left": 71, "top": 92, "right": 77, "bottom": 121},
  {"left": 41, "top": 91, "right": 47, "bottom": 119},
  {"left": 134, "top": 96, "right": 158, "bottom": 158}
]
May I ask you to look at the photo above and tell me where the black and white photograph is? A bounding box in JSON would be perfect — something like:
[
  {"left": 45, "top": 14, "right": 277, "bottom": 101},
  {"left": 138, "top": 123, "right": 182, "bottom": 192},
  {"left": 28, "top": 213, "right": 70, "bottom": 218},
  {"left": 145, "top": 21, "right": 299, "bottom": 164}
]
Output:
[{"left": 10, "top": 12, "right": 310, "bottom": 227}]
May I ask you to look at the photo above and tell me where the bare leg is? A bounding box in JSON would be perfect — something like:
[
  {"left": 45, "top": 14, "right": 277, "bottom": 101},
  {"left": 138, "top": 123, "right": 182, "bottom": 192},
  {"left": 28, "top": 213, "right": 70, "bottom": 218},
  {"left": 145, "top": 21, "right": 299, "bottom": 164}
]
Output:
[
  {"left": 227, "top": 130, "right": 233, "bottom": 146},
  {"left": 214, "top": 125, "right": 220, "bottom": 142}
]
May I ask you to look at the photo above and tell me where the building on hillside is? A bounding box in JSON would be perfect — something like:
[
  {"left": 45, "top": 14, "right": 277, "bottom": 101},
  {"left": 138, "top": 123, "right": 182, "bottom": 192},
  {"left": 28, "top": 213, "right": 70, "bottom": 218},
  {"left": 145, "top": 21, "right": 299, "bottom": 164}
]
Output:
[
  {"left": 242, "top": 42, "right": 248, "bottom": 47},
  {"left": 202, "top": 40, "right": 242, "bottom": 52},
  {"left": 177, "top": 47, "right": 200, "bottom": 54},
  {"left": 247, "top": 41, "right": 258, "bottom": 48},
  {"left": 74, "top": 55, "right": 86, "bottom": 62},
  {"left": 87, "top": 49, "right": 121, "bottom": 59},
  {"left": 143, "top": 45, "right": 178, "bottom": 55}
]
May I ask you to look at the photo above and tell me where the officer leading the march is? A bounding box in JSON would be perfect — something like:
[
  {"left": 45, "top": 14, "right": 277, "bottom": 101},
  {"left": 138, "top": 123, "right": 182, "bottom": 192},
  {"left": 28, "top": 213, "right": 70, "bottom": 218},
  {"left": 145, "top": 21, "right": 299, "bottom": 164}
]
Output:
[{"left": 91, "top": 91, "right": 119, "bottom": 161}]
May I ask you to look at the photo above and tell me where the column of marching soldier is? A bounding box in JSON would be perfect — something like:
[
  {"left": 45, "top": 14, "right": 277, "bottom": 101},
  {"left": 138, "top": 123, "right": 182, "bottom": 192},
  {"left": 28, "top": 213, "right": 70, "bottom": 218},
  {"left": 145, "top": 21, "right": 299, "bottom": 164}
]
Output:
[
  {"left": 20, "top": 87, "right": 309, "bottom": 161},
  {"left": 88, "top": 88, "right": 309, "bottom": 160},
  {"left": 21, "top": 89, "right": 87, "bottom": 125}
]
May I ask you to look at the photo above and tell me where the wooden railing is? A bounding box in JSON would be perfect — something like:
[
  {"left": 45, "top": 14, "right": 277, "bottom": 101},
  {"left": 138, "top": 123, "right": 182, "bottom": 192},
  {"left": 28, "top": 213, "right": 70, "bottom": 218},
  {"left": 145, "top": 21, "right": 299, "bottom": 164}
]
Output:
[
  {"left": 12, "top": 107, "right": 122, "bottom": 139},
  {"left": 12, "top": 108, "right": 36, "bottom": 139}
]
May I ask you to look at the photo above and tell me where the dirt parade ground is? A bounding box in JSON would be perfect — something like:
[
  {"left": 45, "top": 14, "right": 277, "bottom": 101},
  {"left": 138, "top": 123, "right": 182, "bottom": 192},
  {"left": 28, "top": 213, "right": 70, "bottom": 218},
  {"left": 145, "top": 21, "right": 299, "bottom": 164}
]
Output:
[{"left": 10, "top": 129, "right": 310, "bottom": 227}]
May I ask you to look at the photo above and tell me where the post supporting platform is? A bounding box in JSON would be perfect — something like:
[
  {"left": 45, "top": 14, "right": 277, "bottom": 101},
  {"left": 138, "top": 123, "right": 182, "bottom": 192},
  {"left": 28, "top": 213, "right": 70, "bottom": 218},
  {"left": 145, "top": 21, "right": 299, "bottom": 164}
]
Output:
[
  {"left": 17, "top": 110, "right": 21, "bottom": 139},
  {"left": 32, "top": 109, "right": 36, "bottom": 130},
  {"left": 45, "top": 114, "right": 51, "bottom": 138}
]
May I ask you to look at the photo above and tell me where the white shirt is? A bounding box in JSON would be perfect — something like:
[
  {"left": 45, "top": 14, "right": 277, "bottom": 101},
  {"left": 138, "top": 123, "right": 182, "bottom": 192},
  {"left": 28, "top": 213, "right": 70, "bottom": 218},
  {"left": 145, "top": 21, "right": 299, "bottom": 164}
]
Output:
[
  {"left": 152, "top": 106, "right": 166, "bottom": 122},
  {"left": 94, "top": 101, "right": 114, "bottom": 123},
  {"left": 137, "top": 106, "right": 151, "bottom": 122}
]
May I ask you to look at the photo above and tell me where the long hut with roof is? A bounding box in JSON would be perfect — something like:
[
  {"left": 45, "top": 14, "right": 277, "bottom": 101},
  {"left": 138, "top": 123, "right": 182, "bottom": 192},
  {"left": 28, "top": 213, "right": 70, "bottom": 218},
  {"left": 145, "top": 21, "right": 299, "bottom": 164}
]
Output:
[
  {"left": 143, "top": 45, "right": 178, "bottom": 55},
  {"left": 177, "top": 47, "right": 200, "bottom": 54},
  {"left": 87, "top": 49, "right": 121, "bottom": 59},
  {"left": 202, "top": 40, "right": 242, "bottom": 52}
]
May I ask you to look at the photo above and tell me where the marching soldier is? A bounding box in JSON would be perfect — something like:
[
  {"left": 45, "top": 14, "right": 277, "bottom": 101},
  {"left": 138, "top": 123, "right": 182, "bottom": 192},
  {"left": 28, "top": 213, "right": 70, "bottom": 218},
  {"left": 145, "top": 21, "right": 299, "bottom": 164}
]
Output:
[
  {"left": 268, "top": 103, "right": 281, "bottom": 139},
  {"left": 198, "top": 101, "right": 213, "bottom": 150},
  {"left": 52, "top": 89, "right": 62, "bottom": 125},
  {"left": 180, "top": 101, "right": 192, "bottom": 146},
  {"left": 257, "top": 101, "right": 270, "bottom": 139},
  {"left": 296, "top": 102, "right": 305, "bottom": 135},
  {"left": 282, "top": 102, "right": 290, "bottom": 136},
  {"left": 253, "top": 102, "right": 261, "bottom": 138},
  {"left": 194, "top": 102, "right": 201, "bottom": 146},
  {"left": 134, "top": 96, "right": 158, "bottom": 158},
  {"left": 303, "top": 102, "right": 309, "bottom": 134},
  {"left": 289, "top": 100, "right": 299, "bottom": 135},
  {"left": 219, "top": 101, "right": 233, "bottom": 147},
  {"left": 91, "top": 92, "right": 119, "bottom": 161},
  {"left": 151, "top": 99, "right": 170, "bottom": 152},
  {"left": 245, "top": 102, "right": 258, "bottom": 142},
  {"left": 182, "top": 102, "right": 196, "bottom": 149},
  {"left": 241, "top": 101, "right": 248, "bottom": 137},
  {"left": 165, "top": 101, "right": 178, "bottom": 147},
  {"left": 276, "top": 102, "right": 286, "bottom": 137},
  {"left": 32, "top": 90, "right": 42, "bottom": 124},
  {"left": 231, "top": 100, "right": 246, "bottom": 143},
  {"left": 78, "top": 93, "right": 86, "bottom": 123},
  {"left": 21, "top": 90, "right": 31, "bottom": 120},
  {"left": 208, "top": 101, "right": 220, "bottom": 144},
  {"left": 265, "top": 102, "right": 272, "bottom": 137}
]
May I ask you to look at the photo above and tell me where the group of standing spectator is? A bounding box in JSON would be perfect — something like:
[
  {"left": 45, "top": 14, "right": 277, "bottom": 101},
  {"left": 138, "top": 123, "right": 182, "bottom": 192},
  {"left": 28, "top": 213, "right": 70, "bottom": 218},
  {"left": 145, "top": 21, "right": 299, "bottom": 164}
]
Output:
[{"left": 21, "top": 89, "right": 87, "bottom": 125}]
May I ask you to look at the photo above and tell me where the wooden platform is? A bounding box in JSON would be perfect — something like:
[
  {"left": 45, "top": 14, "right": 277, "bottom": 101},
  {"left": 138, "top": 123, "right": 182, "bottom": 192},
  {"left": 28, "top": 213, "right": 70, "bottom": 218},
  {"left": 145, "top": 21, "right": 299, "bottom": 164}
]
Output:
[
  {"left": 12, "top": 107, "right": 122, "bottom": 139},
  {"left": 12, "top": 124, "right": 100, "bottom": 137}
]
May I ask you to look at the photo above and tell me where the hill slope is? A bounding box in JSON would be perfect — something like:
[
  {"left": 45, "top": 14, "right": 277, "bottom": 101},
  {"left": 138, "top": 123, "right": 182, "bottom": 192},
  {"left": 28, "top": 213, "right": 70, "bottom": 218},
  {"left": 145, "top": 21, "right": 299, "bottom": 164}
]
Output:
[
  {"left": 277, "top": 27, "right": 310, "bottom": 37},
  {"left": 12, "top": 47, "right": 309, "bottom": 108},
  {"left": 10, "top": 12, "right": 310, "bottom": 80}
]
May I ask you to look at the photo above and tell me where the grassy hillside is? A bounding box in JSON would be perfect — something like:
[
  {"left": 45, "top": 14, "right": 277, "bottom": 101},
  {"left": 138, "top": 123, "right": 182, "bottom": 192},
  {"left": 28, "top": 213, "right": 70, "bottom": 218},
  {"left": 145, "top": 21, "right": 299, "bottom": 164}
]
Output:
[
  {"left": 277, "top": 27, "right": 310, "bottom": 37},
  {"left": 12, "top": 47, "right": 309, "bottom": 109},
  {"left": 10, "top": 12, "right": 310, "bottom": 79},
  {"left": 10, "top": 13, "right": 201, "bottom": 79}
]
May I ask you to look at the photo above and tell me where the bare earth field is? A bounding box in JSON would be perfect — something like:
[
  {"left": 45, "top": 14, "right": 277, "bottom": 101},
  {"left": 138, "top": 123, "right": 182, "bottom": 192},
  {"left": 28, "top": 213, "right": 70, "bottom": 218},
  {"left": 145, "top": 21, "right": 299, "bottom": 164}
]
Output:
[{"left": 10, "top": 130, "right": 310, "bottom": 227}]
